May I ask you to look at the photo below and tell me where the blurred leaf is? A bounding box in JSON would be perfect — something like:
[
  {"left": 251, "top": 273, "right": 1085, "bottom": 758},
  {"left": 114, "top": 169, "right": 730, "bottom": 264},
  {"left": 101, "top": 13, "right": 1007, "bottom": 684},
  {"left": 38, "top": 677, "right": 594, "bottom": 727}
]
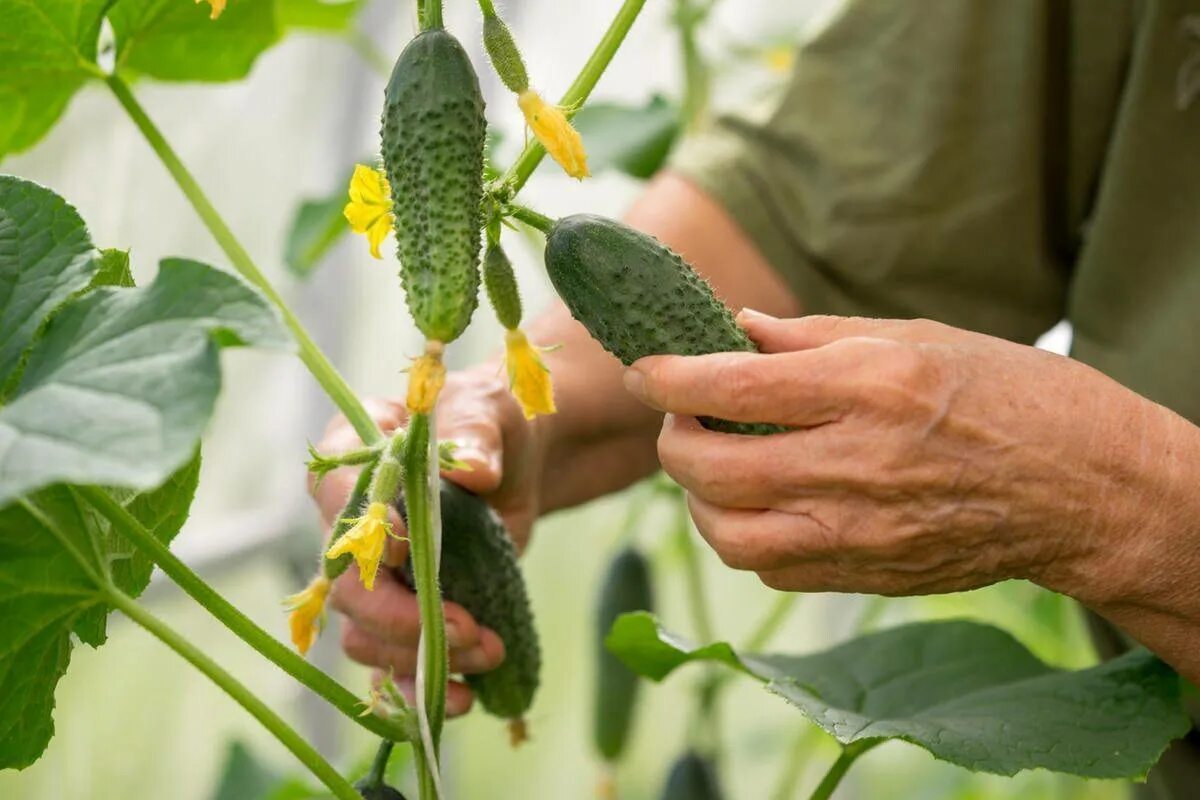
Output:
[
  {"left": 90, "top": 249, "right": 135, "bottom": 289},
  {"left": 572, "top": 96, "right": 680, "bottom": 180},
  {"left": 0, "top": 253, "right": 289, "bottom": 505},
  {"left": 609, "top": 613, "right": 1189, "bottom": 780},
  {"left": 277, "top": 0, "right": 364, "bottom": 31},
  {"left": 109, "top": 0, "right": 280, "bottom": 82},
  {"left": 285, "top": 189, "right": 347, "bottom": 278},
  {"left": 0, "top": 0, "right": 112, "bottom": 158},
  {"left": 212, "top": 740, "right": 286, "bottom": 800}
]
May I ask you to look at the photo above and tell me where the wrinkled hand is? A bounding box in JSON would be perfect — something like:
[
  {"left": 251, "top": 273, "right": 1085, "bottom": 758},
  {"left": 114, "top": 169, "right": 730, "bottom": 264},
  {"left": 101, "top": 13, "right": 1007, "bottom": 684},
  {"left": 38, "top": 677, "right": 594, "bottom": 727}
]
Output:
[
  {"left": 624, "top": 311, "right": 1154, "bottom": 601},
  {"left": 311, "top": 366, "right": 543, "bottom": 715}
]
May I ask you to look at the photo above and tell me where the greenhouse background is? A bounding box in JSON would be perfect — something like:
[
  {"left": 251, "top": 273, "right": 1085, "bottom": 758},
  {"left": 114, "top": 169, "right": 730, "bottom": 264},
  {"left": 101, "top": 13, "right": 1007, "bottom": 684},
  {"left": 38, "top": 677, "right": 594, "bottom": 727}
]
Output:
[{"left": 0, "top": 0, "right": 1104, "bottom": 797}]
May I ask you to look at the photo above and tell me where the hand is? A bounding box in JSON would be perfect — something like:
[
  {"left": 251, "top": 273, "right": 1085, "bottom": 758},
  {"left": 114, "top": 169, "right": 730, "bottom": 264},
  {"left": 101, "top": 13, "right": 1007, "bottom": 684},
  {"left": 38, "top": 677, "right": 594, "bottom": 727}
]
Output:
[
  {"left": 623, "top": 310, "right": 1173, "bottom": 604},
  {"left": 311, "top": 366, "right": 545, "bottom": 715}
]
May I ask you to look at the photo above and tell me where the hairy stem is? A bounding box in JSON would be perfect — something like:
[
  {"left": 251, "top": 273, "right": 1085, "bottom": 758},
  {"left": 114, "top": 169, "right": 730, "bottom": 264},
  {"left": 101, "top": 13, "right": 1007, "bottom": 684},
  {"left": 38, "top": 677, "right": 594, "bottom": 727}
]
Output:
[
  {"left": 76, "top": 486, "right": 408, "bottom": 742},
  {"left": 506, "top": 204, "right": 555, "bottom": 234},
  {"left": 500, "top": 0, "right": 648, "bottom": 193},
  {"left": 107, "top": 587, "right": 361, "bottom": 800},
  {"left": 422, "top": 0, "right": 443, "bottom": 29},
  {"left": 104, "top": 74, "right": 383, "bottom": 447},
  {"left": 806, "top": 741, "right": 879, "bottom": 800}
]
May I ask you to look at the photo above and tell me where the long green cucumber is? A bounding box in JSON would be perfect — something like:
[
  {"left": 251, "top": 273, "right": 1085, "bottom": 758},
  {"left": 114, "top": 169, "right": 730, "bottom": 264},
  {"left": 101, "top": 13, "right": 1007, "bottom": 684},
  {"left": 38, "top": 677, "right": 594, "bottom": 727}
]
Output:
[
  {"left": 543, "top": 214, "right": 784, "bottom": 435},
  {"left": 593, "top": 546, "right": 654, "bottom": 762}
]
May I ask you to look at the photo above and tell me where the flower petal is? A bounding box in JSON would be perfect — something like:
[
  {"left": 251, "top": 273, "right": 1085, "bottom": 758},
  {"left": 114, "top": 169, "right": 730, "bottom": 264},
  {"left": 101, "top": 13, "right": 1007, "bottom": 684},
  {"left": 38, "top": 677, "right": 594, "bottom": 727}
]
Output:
[
  {"left": 518, "top": 90, "right": 589, "bottom": 179},
  {"left": 504, "top": 328, "right": 556, "bottom": 419}
]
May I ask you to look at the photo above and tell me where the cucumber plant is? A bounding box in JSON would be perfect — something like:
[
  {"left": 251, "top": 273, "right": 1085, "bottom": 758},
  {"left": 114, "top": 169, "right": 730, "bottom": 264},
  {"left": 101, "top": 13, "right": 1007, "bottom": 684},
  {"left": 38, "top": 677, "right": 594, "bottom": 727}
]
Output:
[{"left": 0, "top": 2, "right": 1192, "bottom": 800}]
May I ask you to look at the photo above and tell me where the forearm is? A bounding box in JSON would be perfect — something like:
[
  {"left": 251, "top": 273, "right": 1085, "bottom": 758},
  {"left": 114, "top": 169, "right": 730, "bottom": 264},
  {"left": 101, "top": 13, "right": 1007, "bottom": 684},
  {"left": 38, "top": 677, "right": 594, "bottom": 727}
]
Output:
[{"left": 529, "top": 173, "right": 801, "bottom": 512}]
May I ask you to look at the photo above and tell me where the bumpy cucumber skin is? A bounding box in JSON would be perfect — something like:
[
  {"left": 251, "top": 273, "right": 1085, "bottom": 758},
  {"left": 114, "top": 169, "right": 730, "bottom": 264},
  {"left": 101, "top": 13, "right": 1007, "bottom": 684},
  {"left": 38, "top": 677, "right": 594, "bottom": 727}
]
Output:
[
  {"left": 544, "top": 214, "right": 784, "bottom": 435},
  {"left": 660, "top": 751, "right": 725, "bottom": 800},
  {"left": 400, "top": 480, "right": 540, "bottom": 721},
  {"left": 381, "top": 30, "right": 486, "bottom": 343},
  {"left": 594, "top": 547, "right": 654, "bottom": 762},
  {"left": 483, "top": 242, "right": 522, "bottom": 329}
]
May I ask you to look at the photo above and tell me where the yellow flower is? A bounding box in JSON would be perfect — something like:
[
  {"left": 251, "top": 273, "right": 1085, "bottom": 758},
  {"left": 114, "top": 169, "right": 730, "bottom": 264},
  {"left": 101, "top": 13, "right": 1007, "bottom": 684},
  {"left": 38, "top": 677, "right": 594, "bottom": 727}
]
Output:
[
  {"left": 197, "top": 0, "right": 226, "bottom": 20},
  {"left": 344, "top": 164, "right": 394, "bottom": 259},
  {"left": 406, "top": 350, "right": 446, "bottom": 414},
  {"left": 283, "top": 575, "right": 331, "bottom": 656},
  {"left": 763, "top": 45, "right": 796, "bottom": 74},
  {"left": 325, "top": 502, "right": 393, "bottom": 590},
  {"left": 504, "top": 328, "right": 556, "bottom": 419},
  {"left": 517, "top": 89, "right": 589, "bottom": 179}
]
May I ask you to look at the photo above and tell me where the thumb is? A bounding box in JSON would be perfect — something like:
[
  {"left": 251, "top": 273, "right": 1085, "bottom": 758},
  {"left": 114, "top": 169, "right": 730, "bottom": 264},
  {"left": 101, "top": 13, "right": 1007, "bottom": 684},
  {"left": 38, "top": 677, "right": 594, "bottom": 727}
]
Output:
[{"left": 738, "top": 309, "right": 891, "bottom": 353}]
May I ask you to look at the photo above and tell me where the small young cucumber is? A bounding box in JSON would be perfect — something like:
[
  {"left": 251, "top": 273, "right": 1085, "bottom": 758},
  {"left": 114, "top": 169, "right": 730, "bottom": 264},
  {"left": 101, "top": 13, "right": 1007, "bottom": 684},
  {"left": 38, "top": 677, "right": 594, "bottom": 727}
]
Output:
[
  {"left": 381, "top": 30, "right": 486, "bottom": 344},
  {"left": 593, "top": 546, "right": 654, "bottom": 762},
  {"left": 399, "top": 480, "right": 540, "bottom": 731},
  {"left": 660, "top": 751, "right": 725, "bottom": 800},
  {"left": 543, "top": 214, "right": 784, "bottom": 435}
]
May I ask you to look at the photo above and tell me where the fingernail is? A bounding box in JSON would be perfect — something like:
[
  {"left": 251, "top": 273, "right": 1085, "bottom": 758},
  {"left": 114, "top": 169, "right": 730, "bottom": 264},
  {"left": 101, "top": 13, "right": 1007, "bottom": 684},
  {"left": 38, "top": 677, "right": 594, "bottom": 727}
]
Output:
[
  {"left": 456, "top": 647, "right": 492, "bottom": 674},
  {"left": 739, "top": 308, "right": 776, "bottom": 322},
  {"left": 623, "top": 368, "right": 646, "bottom": 397}
]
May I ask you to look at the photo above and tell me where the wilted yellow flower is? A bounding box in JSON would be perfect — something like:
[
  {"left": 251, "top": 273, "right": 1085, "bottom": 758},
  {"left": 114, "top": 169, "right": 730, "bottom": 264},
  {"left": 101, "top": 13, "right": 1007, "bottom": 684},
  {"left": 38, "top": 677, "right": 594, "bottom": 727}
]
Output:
[
  {"left": 504, "top": 328, "right": 556, "bottom": 419},
  {"left": 517, "top": 89, "right": 589, "bottom": 179},
  {"left": 283, "top": 575, "right": 331, "bottom": 656},
  {"left": 344, "top": 164, "right": 394, "bottom": 259},
  {"left": 406, "top": 351, "right": 446, "bottom": 414},
  {"left": 326, "top": 502, "right": 393, "bottom": 590},
  {"left": 197, "top": 0, "right": 226, "bottom": 20}
]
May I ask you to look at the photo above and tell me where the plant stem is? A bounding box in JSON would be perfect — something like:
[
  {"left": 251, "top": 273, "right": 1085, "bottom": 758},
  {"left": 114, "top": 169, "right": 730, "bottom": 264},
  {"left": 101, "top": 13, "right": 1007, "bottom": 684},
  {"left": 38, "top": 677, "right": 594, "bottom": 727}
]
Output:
[
  {"left": 106, "top": 587, "right": 361, "bottom": 800},
  {"left": 806, "top": 741, "right": 878, "bottom": 800},
  {"left": 770, "top": 726, "right": 823, "bottom": 800},
  {"left": 674, "top": 0, "right": 711, "bottom": 129},
  {"left": 675, "top": 500, "right": 714, "bottom": 644},
  {"left": 499, "top": 0, "right": 648, "bottom": 194},
  {"left": 76, "top": 486, "right": 409, "bottom": 742},
  {"left": 104, "top": 74, "right": 383, "bottom": 447},
  {"left": 404, "top": 411, "right": 448, "bottom": 799},
  {"left": 743, "top": 592, "right": 799, "bottom": 653},
  {"left": 422, "top": 0, "right": 443, "bottom": 29},
  {"left": 506, "top": 204, "right": 555, "bottom": 234},
  {"left": 366, "top": 739, "right": 395, "bottom": 788}
]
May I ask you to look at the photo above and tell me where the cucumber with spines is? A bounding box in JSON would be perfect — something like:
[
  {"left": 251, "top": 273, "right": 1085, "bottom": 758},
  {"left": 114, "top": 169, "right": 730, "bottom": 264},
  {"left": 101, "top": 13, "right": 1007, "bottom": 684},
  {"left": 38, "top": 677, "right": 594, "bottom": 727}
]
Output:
[{"left": 593, "top": 546, "right": 654, "bottom": 762}]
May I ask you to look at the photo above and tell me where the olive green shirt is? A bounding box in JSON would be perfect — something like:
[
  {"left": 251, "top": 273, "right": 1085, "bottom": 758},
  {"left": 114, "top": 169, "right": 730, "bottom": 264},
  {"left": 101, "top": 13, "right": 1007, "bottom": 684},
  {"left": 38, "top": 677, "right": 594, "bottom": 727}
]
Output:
[{"left": 671, "top": 1, "right": 1200, "bottom": 796}]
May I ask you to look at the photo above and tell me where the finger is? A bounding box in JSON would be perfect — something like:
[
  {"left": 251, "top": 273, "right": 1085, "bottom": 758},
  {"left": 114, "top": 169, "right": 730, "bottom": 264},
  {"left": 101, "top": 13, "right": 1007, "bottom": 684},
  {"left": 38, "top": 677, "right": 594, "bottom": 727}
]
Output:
[
  {"left": 330, "top": 569, "right": 483, "bottom": 649},
  {"left": 625, "top": 350, "right": 849, "bottom": 427},
  {"left": 658, "top": 415, "right": 841, "bottom": 509},
  {"left": 320, "top": 397, "right": 408, "bottom": 442},
  {"left": 343, "top": 623, "right": 503, "bottom": 674},
  {"left": 737, "top": 311, "right": 894, "bottom": 353},
  {"left": 382, "top": 674, "right": 475, "bottom": 718},
  {"left": 687, "top": 493, "right": 837, "bottom": 571},
  {"left": 434, "top": 398, "right": 504, "bottom": 495}
]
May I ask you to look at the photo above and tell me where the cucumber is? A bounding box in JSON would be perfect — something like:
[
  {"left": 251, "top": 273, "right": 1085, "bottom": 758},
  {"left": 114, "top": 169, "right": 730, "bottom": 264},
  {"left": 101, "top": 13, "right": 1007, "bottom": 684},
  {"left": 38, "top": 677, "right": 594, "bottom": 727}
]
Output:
[
  {"left": 660, "top": 751, "right": 724, "bottom": 800},
  {"left": 398, "top": 480, "right": 540, "bottom": 734},
  {"left": 543, "top": 214, "right": 784, "bottom": 435},
  {"left": 593, "top": 546, "right": 654, "bottom": 762},
  {"left": 381, "top": 29, "right": 486, "bottom": 344},
  {"left": 354, "top": 781, "right": 408, "bottom": 800}
]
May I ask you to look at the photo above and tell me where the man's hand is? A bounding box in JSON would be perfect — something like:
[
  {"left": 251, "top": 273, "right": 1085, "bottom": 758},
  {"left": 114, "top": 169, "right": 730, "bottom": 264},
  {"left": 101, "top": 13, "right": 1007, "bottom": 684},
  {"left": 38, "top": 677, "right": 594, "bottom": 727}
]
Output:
[
  {"left": 311, "top": 367, "right": 544, "bottom": 715},
  {"left": 623, "top": 311, "right": 1199, "bottom": 613}
]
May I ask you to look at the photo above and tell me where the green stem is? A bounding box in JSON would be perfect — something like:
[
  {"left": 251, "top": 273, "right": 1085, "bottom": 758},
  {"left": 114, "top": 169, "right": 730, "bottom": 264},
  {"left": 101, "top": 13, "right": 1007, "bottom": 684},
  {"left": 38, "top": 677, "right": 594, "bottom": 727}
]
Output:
[
  {"left": 499, "top": 0, "right": 648, "bottom": 194},
  {"left": 770, "top": 726, "right": 823, "bottom": 800},
  {"left": 106, "top": 587, "right": 360, "bottom": 800},
  {"left": 506, "top": 204, "right": 555, "bottom": 234},
  {"left": 806, "top": 741, "right": 878, "bottom": 800},
  {"left": 675, "top": 500, "right": 714, "bottom": 644},
  {"left": 366, "top": 739, "right": 395, "bottom": 789},
  {"left": 76, "top": 486, "right": 408, "bottom": 742},
  {"left": 743, "top": 592, "right": 799, "bottom": 653},
  {"left": 422, "top": 0, "right": 443, "bottom": 29},
  {"left": 404, "top": 411, "right": 448, "bottom": 799},
  {"left": 104, "top": 74, "right": 382, "bottom": 447},
  {"left": 675, "top": 0, "right": 711, "bottom": 129}
]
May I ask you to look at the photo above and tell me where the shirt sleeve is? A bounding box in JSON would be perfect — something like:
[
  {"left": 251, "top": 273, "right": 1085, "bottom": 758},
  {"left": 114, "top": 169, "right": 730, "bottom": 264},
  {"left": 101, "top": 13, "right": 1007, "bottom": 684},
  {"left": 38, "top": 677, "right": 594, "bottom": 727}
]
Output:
[{"left": 669, "top": 0, "right": 1078, "bottom": 344}]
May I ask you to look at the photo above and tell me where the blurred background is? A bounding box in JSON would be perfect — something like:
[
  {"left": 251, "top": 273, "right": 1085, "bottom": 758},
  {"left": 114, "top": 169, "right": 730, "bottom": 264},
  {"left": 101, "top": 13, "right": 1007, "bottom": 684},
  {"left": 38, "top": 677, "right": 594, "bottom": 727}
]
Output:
[{"left": 0, "top": 0, "right": 1110, "bottom": 798}]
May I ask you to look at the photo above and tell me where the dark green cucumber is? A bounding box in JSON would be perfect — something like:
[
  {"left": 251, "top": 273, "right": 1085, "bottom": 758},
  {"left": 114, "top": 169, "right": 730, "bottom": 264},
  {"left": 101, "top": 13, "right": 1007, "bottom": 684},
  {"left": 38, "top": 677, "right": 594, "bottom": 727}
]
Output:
[
  {"left": 354, "top": 781, "right": 408, "bottom": 800},
  {"left": 660, "top": 751, "right": 724, "bottom": 800},
  {"left": 398, "top": 480, "right": 540, "bottom": 728},
  {"left": 593, "top": 546, "right": 654, "bottom": 762},
  {"left": 543, "top": 214, "right": 784, "bottom": 435},
  {"left": 381, "top": 30, "right": 486, "bottom": 343}
]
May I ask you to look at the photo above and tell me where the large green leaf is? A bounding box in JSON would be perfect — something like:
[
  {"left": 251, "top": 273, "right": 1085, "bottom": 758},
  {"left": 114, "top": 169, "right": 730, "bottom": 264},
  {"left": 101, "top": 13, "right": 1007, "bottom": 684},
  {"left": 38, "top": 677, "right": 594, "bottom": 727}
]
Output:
[
  {"left": 277, "top": 0, "right": 364, "bottom": 32},
  {"left": 109, "top": 0, "right": 280, "bottom": 82},
  {"left": 572, "top": 96, "right": 680, "bottom": 180},
  {"left": 0, "top": 468, "right": 199, "bottom": 769},
  {"left": 284, "top": 189, "right": 347, "bottom": 278},
  {"left": 0, "top": 0, "right": 112, "bottom": 158},
  {"left": 609, "top": 613, "right": 1189, "bottom": 780},
  {"left": 0, "top": 257, "right": 288, "bottom": 506},
  {"left": 0, "top": 177, "right": 101, "bottom": 391}
]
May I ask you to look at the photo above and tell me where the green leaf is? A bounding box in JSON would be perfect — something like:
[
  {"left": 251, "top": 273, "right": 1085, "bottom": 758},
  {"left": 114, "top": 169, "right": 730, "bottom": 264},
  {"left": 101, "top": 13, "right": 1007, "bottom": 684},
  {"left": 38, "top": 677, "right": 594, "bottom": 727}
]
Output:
[
  {"left": 109, "top": 0, "right": 280, "bottom": 82},
  {"left": 211, "top": 740, "right": 286, "bottom": 800},
  {"left": 0, "top": 176, "right": 101, "bottom": 392},
  {"left": 572, "top": 96, "right": 680, "bottom": 180},
  {"left": 0, "top": 471, "right": 199, "bottom": 768},
  {"left": 277, "top": 0, "right": 364, "bottom": 31},
  {"left": 90, "top": 248, "right": 135, "bottom": 289},
  {"left": 284, "top": 190, "right": 347, "bottom": 278},
  {"left": 609, "top": 613, "right": 1190, "bottom": 780},
  {"left": 0, "top": 0, "right": 111, "bottom": 158},
  {"left": 0, "top": 257, "right": 289, "bottom": 506}
]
